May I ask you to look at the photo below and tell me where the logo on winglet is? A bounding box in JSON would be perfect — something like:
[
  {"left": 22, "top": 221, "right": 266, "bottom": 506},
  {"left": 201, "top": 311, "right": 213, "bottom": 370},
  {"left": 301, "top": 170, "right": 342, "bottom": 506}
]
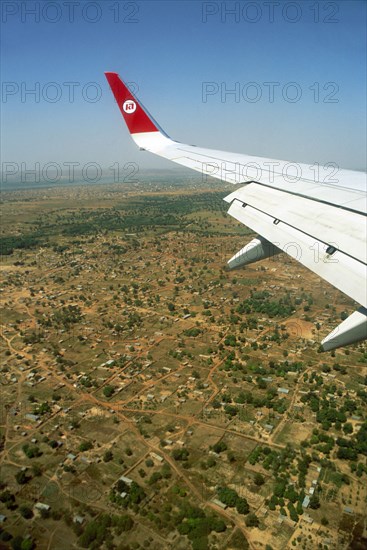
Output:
[{"left": 123, "top": 100, "right": 136, "bottom": 113}]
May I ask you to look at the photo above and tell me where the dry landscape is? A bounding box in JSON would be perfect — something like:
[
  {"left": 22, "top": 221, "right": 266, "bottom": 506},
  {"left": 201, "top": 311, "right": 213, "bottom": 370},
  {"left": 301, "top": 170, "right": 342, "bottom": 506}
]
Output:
[{"left": 0, "top": 176, "right": 366, "bottom": 550}]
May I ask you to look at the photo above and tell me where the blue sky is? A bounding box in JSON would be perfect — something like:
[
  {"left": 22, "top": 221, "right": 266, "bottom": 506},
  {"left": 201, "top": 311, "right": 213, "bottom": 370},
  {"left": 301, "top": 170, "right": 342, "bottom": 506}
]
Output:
[{"left": 1, "top": 0, "right": 366, "bottom": 180}]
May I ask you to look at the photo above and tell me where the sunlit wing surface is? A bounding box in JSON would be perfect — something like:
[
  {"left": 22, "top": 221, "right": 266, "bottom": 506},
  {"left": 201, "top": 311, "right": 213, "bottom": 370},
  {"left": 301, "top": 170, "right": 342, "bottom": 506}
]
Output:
[{"left": 105, "top": 71, "right": 367, "bottom": 351}]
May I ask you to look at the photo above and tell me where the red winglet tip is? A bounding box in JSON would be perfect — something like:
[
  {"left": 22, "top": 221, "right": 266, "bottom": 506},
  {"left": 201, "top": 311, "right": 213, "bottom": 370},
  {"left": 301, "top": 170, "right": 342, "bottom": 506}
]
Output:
[{"left": 105, "top": 71, "right": 159, "bottom": 135}]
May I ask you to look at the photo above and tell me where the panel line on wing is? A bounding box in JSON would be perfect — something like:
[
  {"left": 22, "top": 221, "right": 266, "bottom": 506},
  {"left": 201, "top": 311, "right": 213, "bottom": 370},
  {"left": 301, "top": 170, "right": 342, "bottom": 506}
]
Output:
[
  {"left": 229, "top": 195, "right": 367, "bottom": 266},
  {"left": 227, "top": 199, "right": 367, "bottom": 308}
]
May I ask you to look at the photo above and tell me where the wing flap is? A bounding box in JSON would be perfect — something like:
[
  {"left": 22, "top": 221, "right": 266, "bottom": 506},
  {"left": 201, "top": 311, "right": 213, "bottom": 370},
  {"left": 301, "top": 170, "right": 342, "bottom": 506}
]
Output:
[
  {"left": 225, "top": 184, "right": 367, "bottom": 264},
  {"left": 227, "top": 199, "right": 367, "bottom": 308}
]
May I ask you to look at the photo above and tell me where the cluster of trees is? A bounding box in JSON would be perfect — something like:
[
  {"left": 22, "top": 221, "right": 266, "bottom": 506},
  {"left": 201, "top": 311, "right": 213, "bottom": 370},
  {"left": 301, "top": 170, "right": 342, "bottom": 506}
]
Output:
[
  {"left": 4, "top": 535, "right": 35, "bottom": 550},
  {"left": 224, "top": 334, "right": 237, "bottom": 347},
  {"left": 0, "top": 490, "right": 16, "bottom": 510},
  {"left": 176, "top": 503, "right": 226, "bottom": 550},
  {"left": 23, "top": 331, "right": 44, "bottom": 344},
  {"left": 0, "top": 233, "right": 42, "bottom": 255},
  {"left": 79, "top": 441, "right": 93, "bottom": 452},
  {"left": 35, "top": 402, "right": 51, "bottom": 415},
  {"left": 219, "top": 355, "right": 301, "bottom": 387},
  {"left": 169, "top": 347, "right": 194, "bottom": 361},
  {"left": 350, "top": 461, "right": 367, "bottom": 477},
  {"left": 52, "top": 305, "right": 83, "bottom": 328},
  {"left": 266, "top": 477, "right": 309, "bottom": 522},
  {"left": 336, "top": 424, "right": 367, "bottom": 461},
  {"left": 183, "top": 328, "right": 202, "bottom": 337},
  {"left": 217, "top": 486, "right": 250, "bottom": 515},
  {"left": 211, "top": 441, "right": 227, "bottom": 454},
  {"left": 38, "top": 305, "right": 83, "bottom": 330},
  {"left": 237, "top": 387, "right": 288, "bottom": 414},
  {"left": 104, "top": 311, "right": 142, "bottom": 332},
  {"left": 78, "top": 513, "right": 133, "bottom": 548},
  {"left": 309, "top": 429, "right": 335, "bottom": 456},
  {"left": 247, "top": 445, "right": 314, "bottom": 518},
  {"left": 22, "top": 443, "right": 42, "bottom": 459},
  {"left": 49, "top": 191, "right": 228, "bottom": 239},
  {"left": 299, "top": 396, "right": 366, "bottom": 466},
  {"left": 172, "top": 448, "right": 190, "bottom": 461},
  {"left": 212, "top": 383, "right": 289, "bottom": 417},
  {"left": 110, "top": 480, "right": 145, "bottom": 509},
  {"left": 236, "top": 290, "right": 295, "bottom": 318},
  {"left": 148, "top": 464, "right": 172, "bottom": 485}
]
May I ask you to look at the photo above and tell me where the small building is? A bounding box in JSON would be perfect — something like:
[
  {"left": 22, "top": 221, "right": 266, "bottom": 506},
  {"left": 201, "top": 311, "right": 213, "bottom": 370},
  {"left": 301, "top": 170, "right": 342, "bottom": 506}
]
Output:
[
  {"left": 0, "top": 515, "right": 6, "bottom": 523},
  {"left": 73, "top": 515, "right": 85, "bottom": 524},
  {"left": 150, "top": 452, "right": 163, "bottom": 463},
  {"left": 25, "top": 413, "right": 39, "bottom": 422},
  {"left": 277, "top": 388, "right": 289, "bottom": 395},
  {"left": 119, "top": 475, "right": 133, "bottom": 486},
  {"left": 67, "top": 453, "right": 77, "bottom": 461},
  {"left": 35, "top": 502, "right": 50, "bottom": 511},
  {"left": 212, "top": 498, "right": 227, "bottom": 510},
  {"left": 302, "top": 496, "right": 310, "bottom": 508}
]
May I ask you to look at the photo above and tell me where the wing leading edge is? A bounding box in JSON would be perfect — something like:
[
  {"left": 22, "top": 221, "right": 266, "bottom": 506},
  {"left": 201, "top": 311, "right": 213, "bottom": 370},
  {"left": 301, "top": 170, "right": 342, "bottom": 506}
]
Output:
[{"left": 105, "top": 72, "right": 367, "bottom": 351}]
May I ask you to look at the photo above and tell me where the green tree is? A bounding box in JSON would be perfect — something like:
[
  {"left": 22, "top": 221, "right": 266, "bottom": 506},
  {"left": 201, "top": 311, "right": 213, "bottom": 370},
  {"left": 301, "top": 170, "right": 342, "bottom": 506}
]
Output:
[
  {"left": 15, "top": 470, "right": 29, "bottom": 485},
  {"left": 309, "top": 493, "right": 320, "bottom": 509},
  {"left": 343, "top": 422, "right": 353, "bottom": 435},
  {"left": 287, "top": 502, "right": 299, "bottom": 522},
  {"left": 103, "top": 450, "right": 113, "bottom": 462},
  {"left": 217, "top": 487, "right": 238, "bottom": 508},
  {"left": 19, "top": 506, "right": 33, "bottom": 519},
  {"left": 79, "top": 440, "right": 93, "bottom": 452},
  {"left": 172, "top": 448, "right": 189, "bottom": 461},
  {"left": 254, "top": 473, "right": 265, "bottom": 486},
  {"left": 236, "top": 498, "right": 250, "bottom": 515},
  {"left": 245, "top": 513, "right": 259, "bottom": 527},
  {"left": 103, "top": 385, "right": 114, "bottom": 398}
]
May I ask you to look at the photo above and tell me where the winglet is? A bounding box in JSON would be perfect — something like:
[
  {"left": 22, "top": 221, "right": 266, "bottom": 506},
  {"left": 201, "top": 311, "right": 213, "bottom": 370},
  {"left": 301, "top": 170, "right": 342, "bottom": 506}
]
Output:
[{"left": 105, "top": 72, "right": 162, "bottom": 135}]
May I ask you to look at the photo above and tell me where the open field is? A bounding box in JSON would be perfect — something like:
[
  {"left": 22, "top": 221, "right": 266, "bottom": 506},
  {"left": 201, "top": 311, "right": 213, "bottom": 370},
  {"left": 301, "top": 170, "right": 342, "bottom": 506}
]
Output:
[{"left": 0, "top": 178, "right": 366, "bottom": 550}]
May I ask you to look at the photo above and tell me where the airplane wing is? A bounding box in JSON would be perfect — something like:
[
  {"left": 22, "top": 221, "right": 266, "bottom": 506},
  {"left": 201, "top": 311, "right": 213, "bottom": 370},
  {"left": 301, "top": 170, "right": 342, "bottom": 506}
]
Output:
[{"left": 105, "top": 72, "right": 367, "bottom": 351}]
